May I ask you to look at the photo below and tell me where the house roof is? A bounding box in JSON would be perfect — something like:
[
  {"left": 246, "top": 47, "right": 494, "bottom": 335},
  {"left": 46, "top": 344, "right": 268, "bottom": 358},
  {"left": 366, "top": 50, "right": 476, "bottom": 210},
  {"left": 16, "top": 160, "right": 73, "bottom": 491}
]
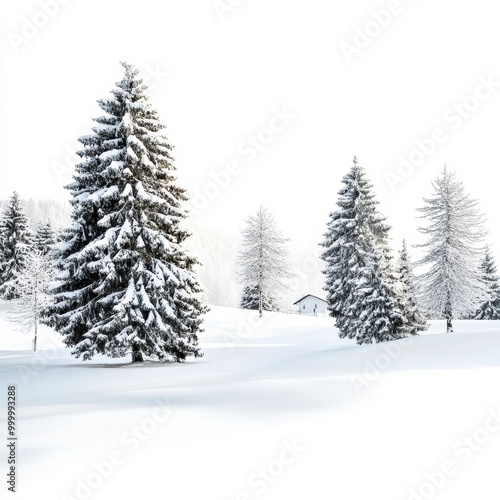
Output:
[{"left": 293, "top": 294, "right": 327, "bottom": 305}]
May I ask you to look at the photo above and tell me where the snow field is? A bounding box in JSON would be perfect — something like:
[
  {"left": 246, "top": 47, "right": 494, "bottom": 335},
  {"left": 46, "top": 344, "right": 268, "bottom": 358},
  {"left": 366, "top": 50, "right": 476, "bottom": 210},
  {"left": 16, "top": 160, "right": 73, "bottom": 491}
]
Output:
[{"left": 1, "top": 304, "right": 500, "bottom": 499}]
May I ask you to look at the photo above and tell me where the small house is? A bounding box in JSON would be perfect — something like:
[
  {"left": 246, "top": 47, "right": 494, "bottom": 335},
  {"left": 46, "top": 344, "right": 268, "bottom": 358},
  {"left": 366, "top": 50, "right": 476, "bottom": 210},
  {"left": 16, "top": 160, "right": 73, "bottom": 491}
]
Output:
[{"left": 293, "top": 294, "right": 328, "bottom": 317}]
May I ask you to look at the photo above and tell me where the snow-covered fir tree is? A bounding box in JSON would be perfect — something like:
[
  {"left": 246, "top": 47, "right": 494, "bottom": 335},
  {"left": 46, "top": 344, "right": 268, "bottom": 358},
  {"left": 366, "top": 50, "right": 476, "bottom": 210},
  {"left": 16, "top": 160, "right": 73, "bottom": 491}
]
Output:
[
  {"left": 397, "top": 240, "right": 428, "bottom": 335},
  {"left": 321, "top": 157, "right": 407, "bottom": 344},
  {"left": 240, "top": 284, "right": 277, "bottom": 312},
  {"left": 0, "top": 192, "right": 33, "bottom": 300},
  {"left": 48, "top": 62, "right": 208, "bottom": 363},
  {"left": 35, "top": 222, "right": 56, "bottom": 255},
  {"left": 473, "top": 245, "right": 500, "bottom": 320},
  {"left": 8, "top": 248, "right": 54, "bottom": 351},
  {"left": 416, "top": 165, "right": 487, "bottom": 332},
  {"left": 237, "top": 205, "right": 291, "bottom": 317}
]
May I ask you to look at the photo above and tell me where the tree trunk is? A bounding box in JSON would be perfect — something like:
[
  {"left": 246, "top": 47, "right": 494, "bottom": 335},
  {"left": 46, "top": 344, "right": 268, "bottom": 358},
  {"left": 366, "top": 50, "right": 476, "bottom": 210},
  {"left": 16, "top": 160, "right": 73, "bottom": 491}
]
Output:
[
  {"left": 447, "top": 318, "right": 453, "bottom": 333},
  {"left": 33, "top": 319, "right": 37, "bottom": 352},
  {"left": 33, "top": 287, "right": 38, "bottom": 352},
  {"left": 259, "top": 211, "right": 263, "bottom": 318},
  {"left": 445, "top": 295, "right": 453, "bottom": 333},
  {"left": 132, "top": 345, "right": 144, "bottom": 363}
]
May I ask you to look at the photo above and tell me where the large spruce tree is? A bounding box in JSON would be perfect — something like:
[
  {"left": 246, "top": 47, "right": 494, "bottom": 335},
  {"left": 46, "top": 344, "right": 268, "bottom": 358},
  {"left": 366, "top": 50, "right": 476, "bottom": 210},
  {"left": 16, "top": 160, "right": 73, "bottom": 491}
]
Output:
[
  {"left": 320, "top": 157, "right": 407, "bottom": 344},
  {"left": 474, "top": 246, "right": 500, "bottom": 320},
  {"left": 416, "top": 166, "right": 487, "bottom": 332},
  {"left": 49, "top": 62, "right": 207, "bottom": 363},
  {"left": 0, "top": 192, "right": 33, "bottom": 300}
]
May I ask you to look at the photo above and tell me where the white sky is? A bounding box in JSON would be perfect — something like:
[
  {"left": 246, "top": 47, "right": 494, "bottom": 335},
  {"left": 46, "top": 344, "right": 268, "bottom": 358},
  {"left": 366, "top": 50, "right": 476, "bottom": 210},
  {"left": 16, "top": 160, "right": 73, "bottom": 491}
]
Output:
[{"left": 2, "top": 0, "right": 500, "bottom": 263}]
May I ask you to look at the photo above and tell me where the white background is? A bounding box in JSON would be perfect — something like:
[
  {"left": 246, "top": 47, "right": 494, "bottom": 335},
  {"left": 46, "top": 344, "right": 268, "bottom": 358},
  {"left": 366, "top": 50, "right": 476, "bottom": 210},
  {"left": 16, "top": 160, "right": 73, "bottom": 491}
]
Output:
[{"left": 2, "top": 0, "right": 500, "bottom": 258}]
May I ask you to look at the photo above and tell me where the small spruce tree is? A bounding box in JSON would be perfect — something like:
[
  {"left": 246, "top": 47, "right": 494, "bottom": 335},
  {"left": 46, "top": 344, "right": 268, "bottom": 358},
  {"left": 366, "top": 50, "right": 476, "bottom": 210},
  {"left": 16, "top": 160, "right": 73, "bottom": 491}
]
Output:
[
  {"left": 397, "top": 240, "right": 428, "bottom": 335},
  {"left": 474, "top": 246, "right": 500, "bottom": 320},
  {"left": 240, "top": 284, "right": 277, "bottom": 312},
  {"left": 0, "top": 192, "right": 33, "bottom": 300},
  {"left": 35, "top": 222, "right": 56, "bottom": 256}
]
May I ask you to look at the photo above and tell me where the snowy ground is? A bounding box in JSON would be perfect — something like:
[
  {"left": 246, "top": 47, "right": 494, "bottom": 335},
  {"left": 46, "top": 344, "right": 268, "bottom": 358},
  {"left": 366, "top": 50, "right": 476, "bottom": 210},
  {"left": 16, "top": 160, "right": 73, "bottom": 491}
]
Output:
[{"left": 1, "top": 301, "right": 500, "bottom": 500}]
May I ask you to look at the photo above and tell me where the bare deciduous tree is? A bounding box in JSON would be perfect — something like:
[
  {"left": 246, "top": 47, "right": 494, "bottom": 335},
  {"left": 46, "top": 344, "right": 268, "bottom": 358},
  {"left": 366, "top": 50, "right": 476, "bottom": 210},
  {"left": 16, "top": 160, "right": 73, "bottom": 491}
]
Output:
[
  {"left": 237, "top": 206, "right": 291, "bottom": 317},
  {"left": 416, "top": 166, "right": 488, "bottom": 332},
  {"left": 9, "top": 248, "right": 54, "bottom": 351}
]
